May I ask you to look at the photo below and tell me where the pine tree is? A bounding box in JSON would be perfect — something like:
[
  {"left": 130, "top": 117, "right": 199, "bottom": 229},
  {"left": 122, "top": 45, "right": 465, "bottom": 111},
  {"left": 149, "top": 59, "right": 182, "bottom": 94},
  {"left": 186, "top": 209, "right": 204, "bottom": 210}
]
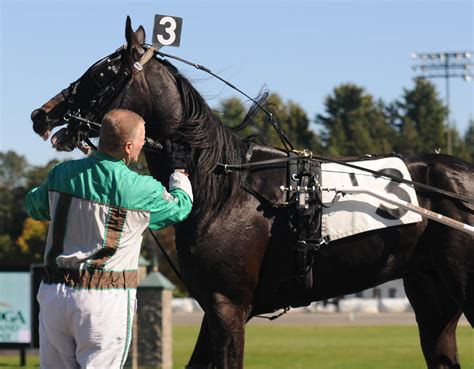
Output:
[
  {"left": 464, "top": 119, "right": 474, "bottom": 163},
  {"left": 394, "top": 78, "right": 447, "bottom": 155},
  {"left": 218, "top": 94, "right": 321, "bottom": 152},
  {"left": 316, "top": 84, "right": 395, "bottom": 156}
]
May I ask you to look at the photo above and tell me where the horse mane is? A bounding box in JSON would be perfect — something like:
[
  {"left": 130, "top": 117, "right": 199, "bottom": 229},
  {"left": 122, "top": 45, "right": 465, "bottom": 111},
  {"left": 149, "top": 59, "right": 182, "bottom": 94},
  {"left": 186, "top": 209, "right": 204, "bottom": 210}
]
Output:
[{"left": 159, "top": 59, "right": 253, "bottom": 224}]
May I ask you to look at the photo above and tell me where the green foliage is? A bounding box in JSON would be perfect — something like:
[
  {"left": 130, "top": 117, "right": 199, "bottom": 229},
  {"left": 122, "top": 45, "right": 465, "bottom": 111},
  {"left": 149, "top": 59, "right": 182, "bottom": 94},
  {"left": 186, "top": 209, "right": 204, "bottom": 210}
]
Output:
[
  {"left": 0, "top": 151, "right": 29, "bottom": 238},
  {"left": 392, "top": 78, "right": 447, "bottom": 155},
  {"left": 0, "top": 152, "right": 61, "bottom": 265},
  {"left": 219, "top": 97, "right": 246, "bottom": 128},
  {"left": 450, "top": 127, "right": 471, "bottom": 161},
  {"left": 316, "top": 84, "right": 396, "bottom": 156},
  {"left": 26, "top": 159, "right": 59, "bottom": 188},
  {"left": 463, "top": 119, "right": 474, "bottom": 163},
  {"left": 218, "top": 94, "right": 322, "bottom": 153},
  {"left": 16, "top": 217, "right": 48, "bottom": 263},
  {"left": 0, "top": 234, "right": 17, "bottom": 264}
]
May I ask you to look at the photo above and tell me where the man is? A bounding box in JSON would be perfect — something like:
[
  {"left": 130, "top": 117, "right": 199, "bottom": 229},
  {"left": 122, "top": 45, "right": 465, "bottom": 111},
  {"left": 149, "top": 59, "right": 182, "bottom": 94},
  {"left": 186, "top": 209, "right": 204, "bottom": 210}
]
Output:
[{"left": 24, "top": 109, "right": 193, "bottom": 369}]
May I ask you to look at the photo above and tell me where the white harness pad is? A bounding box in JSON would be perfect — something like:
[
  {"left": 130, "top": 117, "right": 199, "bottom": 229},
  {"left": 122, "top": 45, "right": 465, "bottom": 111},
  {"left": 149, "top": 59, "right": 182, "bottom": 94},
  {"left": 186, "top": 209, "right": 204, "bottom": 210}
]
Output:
[{"left": 321, "top": 157, "right": 422, "bottom": 241}]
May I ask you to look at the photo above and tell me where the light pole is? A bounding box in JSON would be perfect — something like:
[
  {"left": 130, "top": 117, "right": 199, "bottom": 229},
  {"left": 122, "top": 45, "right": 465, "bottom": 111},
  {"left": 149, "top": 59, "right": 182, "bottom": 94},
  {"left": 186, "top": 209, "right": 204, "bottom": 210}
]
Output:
[{"left": 411, "top": 51, "right": 473, "bottom": 155}]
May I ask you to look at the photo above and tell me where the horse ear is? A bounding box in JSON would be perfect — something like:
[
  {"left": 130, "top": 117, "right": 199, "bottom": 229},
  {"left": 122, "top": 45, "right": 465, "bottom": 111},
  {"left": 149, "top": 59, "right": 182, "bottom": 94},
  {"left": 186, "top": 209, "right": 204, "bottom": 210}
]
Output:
[
  {"left": 125, "top": 16, "right": 135, "bottom": 45},
  {"left": 125, "top": 15, "right": 145, "bottom": 50},
  {"left": 125, "top": 16, "right": 144, "bottom": 60},
  {"left": 135, "top": 26, "right": 146, "bottom": 45}
]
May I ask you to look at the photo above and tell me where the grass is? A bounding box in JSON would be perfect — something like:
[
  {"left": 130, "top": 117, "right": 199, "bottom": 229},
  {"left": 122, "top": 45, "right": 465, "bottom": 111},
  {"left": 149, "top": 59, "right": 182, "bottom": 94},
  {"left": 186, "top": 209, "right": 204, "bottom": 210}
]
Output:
[
  {"left": 174, "top": 325, "right": 473, "bottom": 369},
  {"left": 1, "top": 326, "right": 472, "bottom": 368}
]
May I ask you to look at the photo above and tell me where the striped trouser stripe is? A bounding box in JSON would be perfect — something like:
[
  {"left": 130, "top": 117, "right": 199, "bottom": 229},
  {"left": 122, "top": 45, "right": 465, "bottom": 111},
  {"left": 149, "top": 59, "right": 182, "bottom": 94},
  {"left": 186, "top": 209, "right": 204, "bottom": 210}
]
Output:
[{"left": 120, "top": 289, "right": 133, "bottom": 368}]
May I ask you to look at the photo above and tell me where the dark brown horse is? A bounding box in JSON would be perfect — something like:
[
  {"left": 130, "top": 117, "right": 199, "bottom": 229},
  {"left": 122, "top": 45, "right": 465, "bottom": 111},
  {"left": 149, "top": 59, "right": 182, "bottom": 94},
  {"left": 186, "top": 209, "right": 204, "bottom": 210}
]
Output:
[{"left": 31, "top": 18, "right": 473, "bottom": 369}]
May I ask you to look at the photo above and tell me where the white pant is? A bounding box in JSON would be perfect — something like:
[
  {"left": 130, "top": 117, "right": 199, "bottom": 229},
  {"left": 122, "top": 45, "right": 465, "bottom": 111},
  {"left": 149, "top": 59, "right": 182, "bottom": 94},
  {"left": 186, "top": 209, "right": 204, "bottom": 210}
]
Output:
[{"left": 37, "top": 282, "right": 136, "bottom": 369}]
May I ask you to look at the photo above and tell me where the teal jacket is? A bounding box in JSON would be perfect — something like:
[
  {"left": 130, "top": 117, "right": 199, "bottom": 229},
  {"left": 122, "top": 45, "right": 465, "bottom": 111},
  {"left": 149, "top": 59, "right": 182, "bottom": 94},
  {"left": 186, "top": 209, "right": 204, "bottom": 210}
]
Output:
[{"left": 24, "top": 151, "right": 192, "bottom": 275}]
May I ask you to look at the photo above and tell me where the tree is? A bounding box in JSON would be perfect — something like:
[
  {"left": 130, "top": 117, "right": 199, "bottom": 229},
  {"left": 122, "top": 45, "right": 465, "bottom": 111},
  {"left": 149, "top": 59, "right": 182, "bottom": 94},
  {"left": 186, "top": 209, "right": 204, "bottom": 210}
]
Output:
[
  {"left": 0, "top": 151, "right": 29, "bottom": 237},
  {"left": 26, "top": 159, "right": 59, "bottom": 188},
  {"left": 316, "top": 84, "right": 395, "bottom": 156},
  {"left": 0, "top": 234, "right": 17, "bottom": 264},
  {"left": 464, "top": 119, "right": 474, "bottom": 163},
  {"left": 450, "top": 126, "right": 470, "bottom": 162},
  {"left": 218, "top": 94, "right": 322, "bottom": 152},
  {"left": 0, "top": 152, "right": 60, "bottom": 264},
  {"left": 218, "top": 97, "right": 246, "bottom": 129},
  {"left": 0, "top": 151, "right": 28, "bottom": 188},
  {"left": 393, "top": 78, "right": 447, "bottom": 155},
  {"left": 16, "top": 217, "right": 48, "bottom": 263}
]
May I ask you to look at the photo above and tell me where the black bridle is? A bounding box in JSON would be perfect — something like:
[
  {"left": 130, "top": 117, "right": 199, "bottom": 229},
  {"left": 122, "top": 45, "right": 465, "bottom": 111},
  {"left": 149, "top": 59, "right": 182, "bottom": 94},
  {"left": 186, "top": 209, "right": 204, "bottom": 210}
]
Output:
[
  {"left": 59, "top": 46, "right": 158, "bottom": 151},
  {"left": 64, "top": 113, "right": 163, "bottom": 153},
  {"left": 63, "top": 48, "right": 131, "bottom": 123}
]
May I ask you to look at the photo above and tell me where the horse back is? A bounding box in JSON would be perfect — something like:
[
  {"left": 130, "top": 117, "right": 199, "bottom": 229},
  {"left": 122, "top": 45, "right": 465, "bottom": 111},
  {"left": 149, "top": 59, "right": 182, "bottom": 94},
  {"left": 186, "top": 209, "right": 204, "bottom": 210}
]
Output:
[{"left": 407, "top": 153, "right": 474, "bottom": 213}]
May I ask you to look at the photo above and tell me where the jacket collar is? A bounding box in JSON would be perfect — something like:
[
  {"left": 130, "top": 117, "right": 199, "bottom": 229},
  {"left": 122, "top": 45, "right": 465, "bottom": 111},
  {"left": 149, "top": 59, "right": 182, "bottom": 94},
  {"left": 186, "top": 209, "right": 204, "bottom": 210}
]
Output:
[{"left": 92, "top": 150, "right": 127, "bottom": 165}]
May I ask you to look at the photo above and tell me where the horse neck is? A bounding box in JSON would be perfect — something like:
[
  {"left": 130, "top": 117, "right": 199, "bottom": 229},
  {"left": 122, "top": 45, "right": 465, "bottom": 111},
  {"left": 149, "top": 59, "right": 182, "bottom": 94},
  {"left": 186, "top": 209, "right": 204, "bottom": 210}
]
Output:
[{"left": 185, "top": 114, "right": 252, "bottom": 222}]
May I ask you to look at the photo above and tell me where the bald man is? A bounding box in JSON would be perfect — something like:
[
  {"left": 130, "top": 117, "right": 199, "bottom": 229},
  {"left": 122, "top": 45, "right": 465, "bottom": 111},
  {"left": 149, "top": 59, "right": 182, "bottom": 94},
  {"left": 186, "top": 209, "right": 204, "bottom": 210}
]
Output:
[{"left": 25, "top": 109, "right": 193, "bottom": 369}]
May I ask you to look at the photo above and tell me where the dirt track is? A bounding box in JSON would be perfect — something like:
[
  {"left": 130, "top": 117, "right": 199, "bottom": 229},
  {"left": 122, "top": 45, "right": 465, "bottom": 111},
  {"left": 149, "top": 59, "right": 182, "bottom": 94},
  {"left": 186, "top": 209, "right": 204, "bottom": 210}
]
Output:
[{"left": 173, "top": 312, "right": 471, "bottom": 326}]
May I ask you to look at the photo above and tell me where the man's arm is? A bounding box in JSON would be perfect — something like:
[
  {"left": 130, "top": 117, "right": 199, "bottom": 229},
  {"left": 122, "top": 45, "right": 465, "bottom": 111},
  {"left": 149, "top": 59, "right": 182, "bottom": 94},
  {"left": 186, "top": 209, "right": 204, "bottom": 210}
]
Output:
[
  {"left": 24, "top": 179, "right": 50, "bottom": 221},
  {"left": 147, "top": 171, "right": 193, "bottom": 230}
]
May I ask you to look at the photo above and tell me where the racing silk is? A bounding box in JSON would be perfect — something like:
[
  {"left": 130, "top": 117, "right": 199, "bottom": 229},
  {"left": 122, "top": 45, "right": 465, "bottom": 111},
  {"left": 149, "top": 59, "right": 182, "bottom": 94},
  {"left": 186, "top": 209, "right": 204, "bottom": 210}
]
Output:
[{"left": 24, "top": 151, "right": 192, "bottom": 289}]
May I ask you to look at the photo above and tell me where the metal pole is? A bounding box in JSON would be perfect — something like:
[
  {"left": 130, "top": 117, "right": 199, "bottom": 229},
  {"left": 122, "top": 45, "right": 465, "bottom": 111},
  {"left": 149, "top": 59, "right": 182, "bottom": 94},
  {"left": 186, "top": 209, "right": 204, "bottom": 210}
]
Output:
[
  {"left": 445, "top": 56, "right": 452, "bottom": 154},
  {"left": 411, "top": 51, "right": 473, "bottom": 156},
  {"left": 20, "top": 348, "right": 26, "bottom": 367}
]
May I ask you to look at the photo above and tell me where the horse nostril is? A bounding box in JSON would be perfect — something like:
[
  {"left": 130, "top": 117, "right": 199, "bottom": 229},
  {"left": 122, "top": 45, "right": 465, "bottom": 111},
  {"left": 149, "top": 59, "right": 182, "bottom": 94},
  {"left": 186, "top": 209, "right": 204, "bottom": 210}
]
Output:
[{"left": 31, "top": 109, "right": 47, "bottom": 123}]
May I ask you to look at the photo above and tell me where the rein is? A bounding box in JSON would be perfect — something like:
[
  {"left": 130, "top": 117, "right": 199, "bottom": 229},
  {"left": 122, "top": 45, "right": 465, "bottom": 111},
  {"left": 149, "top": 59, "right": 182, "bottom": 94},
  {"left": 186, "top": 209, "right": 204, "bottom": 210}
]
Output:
[
  {"left": 151, "top": 50, "right": 473, "bottom": 205},
  {"left": 154, "top": 48, "right": 295, "bottom": 152},
  {"left": 62, "top": 47, "right": 473, "bottom": 207},
  {"left": 64, "top": 114, "right": 163, "bottom": 153},
  {"left": 217, "top": 155, "right": 474, "bottom": 205},
  {"left": 66, "top": 112, "right": 473, "bottom": 205}
]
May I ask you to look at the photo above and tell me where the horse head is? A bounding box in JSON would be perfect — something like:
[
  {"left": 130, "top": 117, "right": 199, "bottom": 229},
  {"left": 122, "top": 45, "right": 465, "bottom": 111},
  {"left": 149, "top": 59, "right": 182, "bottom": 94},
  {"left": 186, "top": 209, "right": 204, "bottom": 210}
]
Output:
[
  {"left": 31, "top": 17, "right": 251, "bottom": 223},
  {"left": 31, "top": 16, "right": 183, "bottom": 150}
]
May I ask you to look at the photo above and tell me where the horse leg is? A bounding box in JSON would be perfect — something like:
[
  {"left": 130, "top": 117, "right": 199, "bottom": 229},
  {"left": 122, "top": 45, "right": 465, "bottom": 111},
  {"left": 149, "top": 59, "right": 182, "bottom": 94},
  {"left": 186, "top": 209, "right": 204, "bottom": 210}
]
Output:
[
  {"left": 205, "top": 293, "right": 247, "bottom": 369},
  {"left": 404, "top": 271, "right": 463, "bottom": 369},
  {"left": 186, "top": 314, "right": 214, "bottom": 369}
]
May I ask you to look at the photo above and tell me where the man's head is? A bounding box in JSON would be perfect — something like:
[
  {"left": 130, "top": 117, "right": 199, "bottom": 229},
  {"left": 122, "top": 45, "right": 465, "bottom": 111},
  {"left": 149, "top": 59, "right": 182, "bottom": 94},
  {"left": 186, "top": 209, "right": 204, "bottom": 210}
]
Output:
[{"left": 99, "top": 109, "right": 146, "bottom": 163}]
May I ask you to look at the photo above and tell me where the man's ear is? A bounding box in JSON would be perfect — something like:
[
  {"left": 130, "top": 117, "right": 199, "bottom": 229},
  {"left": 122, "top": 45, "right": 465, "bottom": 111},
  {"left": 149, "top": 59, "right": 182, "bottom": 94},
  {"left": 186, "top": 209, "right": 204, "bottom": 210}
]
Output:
[{"left": 124, "top": 141, "right": 133, "bottom": 156}]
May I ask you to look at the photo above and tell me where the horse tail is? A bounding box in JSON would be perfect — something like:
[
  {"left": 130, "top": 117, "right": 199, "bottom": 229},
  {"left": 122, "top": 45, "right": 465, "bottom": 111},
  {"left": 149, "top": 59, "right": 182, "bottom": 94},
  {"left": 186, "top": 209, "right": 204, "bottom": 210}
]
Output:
[{"left": 410, "top": 154, "right": 474, "bottom": 326}]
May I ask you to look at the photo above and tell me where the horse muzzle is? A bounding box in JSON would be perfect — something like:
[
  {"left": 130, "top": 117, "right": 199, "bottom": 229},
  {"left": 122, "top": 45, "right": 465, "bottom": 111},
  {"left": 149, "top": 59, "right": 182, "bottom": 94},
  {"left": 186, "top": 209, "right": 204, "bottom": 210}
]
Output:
[
  {"left": 31, "top": 108, "right": 52, "bottom": 140},
  {"left": 31, "top": 88, "right": 70, "bottom": 140}
]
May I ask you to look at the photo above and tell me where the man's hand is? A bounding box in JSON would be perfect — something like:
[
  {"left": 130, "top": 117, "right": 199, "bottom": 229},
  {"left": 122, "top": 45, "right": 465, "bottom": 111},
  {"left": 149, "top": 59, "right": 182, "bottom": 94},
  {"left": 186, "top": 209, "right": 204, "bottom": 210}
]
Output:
[{"left": 164, "top": 140, "right": 191, "bottom": 174}]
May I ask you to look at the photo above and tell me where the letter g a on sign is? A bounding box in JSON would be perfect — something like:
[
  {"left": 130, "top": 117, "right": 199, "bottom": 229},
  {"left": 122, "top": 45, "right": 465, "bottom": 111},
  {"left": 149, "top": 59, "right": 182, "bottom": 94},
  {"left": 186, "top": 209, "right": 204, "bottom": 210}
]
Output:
[{"left": 153, "top": 14, "right": 183, "bottom": 49}]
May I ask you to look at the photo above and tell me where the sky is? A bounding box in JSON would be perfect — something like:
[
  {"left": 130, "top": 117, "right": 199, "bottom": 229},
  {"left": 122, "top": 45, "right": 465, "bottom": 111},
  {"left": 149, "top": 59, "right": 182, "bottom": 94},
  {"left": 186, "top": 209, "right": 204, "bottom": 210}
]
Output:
[{"left": 1, "top": 0, "right": 473, "bottom": 166}]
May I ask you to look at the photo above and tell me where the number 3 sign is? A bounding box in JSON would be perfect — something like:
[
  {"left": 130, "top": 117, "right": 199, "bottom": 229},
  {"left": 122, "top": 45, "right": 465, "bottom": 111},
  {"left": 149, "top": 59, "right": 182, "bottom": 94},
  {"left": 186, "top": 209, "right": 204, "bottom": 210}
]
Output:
[{"left": 153, "top": 14, "right": 183, "bottom": 49}]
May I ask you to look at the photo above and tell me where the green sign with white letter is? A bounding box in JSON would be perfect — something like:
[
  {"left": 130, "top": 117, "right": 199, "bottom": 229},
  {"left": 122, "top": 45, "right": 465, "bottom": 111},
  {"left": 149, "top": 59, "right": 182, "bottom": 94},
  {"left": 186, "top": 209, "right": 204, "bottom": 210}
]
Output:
[{"left": 0, "top": 272, "right": 31, "bottom": 344}]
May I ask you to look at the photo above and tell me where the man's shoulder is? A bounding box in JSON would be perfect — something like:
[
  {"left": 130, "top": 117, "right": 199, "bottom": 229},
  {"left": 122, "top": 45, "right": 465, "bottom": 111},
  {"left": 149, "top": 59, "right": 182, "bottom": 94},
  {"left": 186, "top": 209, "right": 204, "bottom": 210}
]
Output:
[
  {"left": 47, "top": 156, "right": 89, "bottom": 177},
  {"left": 124, "top": 171, "right": 163, "bottom": 192}
]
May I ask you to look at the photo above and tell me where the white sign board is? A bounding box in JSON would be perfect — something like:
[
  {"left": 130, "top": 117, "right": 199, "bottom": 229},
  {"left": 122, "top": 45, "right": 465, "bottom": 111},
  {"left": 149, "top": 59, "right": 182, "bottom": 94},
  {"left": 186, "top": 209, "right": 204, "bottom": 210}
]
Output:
[{"left": 0, "top": 271, "right": 31, "bottom": 344}]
